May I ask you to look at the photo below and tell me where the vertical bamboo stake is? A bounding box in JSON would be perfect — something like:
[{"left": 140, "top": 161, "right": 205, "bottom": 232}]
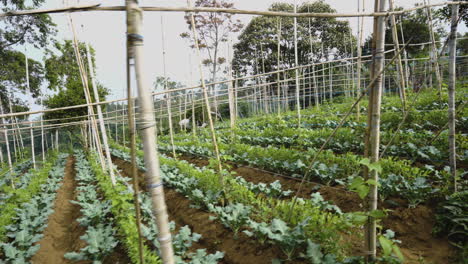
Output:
[
  {"left": 25, "top": 51, "right": 36, "bottom": 169},
  {"left": 329, "top": 62, "right": 333, "bottom": 101},
  {"left": 8, "top": 90, "right": 24, "bottom": 159},
  {"left": 188, "top": 54, "right": 197, "bottom": 137},
  {"left": 0, "top": 146, "right": 3, "bottom": 166},
  {"left": 365, "top": 0, "right": 386, "bottom": 261},
  {"left": 389, "top": 0, "right": 406, "bottom": 108},
  {"left": 356, "top": 0, "right": 364, "bottom": 120},
  {"left": 68, "top": 14, "right": 106, "bottom": 169},
  {"left": 448, "top": 4, "right": 458, "bottom": 192},
  {"left": 227, "top": 41, "right": 236, "bottom": 133},
  {"left": 191, "top": 91, "right": 196, "bottom": 137},
  {"left": 85, "top": 42, "right": 116, "bottom": 185},
  {"left": 55, "top": 129, "right": 59, "bottom": 151},
  {"left": 293, "top": 0, "right": 301, "bottom": 125},
  {"left": 234, "top": 75, "right": 239, "bottom": 120},
  {"left": 50, "top": 133, "right": 54, "bottom": 151},
  {"left": 277, "top": 17, "right": 282, "bottom": 116},
  {"left": 0, "top": 101, "right": 13, "bottom": 179},
  {"left": 399, "top": 21, "right": 410, "bottom": 88},
  {"left": 161, "top": 15, "right": 177, "bottom": 159},
  {"left": 425, "top": 0, "right": 442, "bottom": 97},
  {"left": 126, "top": 9, "right": 145, "bottom": 263},
  {"left": 349, "top": 31, "right": 356, "bottom": 99},
  {"left": 187, "top": 0, "right": 223, "bottom": 182},
  {"left": 126, "top": 1, "right": 174, "bottom": 263},
  {"left": 40, "top": 89, "right": 45, "bottom": 161}
]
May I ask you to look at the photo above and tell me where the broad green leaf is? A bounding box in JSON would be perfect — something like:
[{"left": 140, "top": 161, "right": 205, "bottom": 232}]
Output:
[{"left": 378, "top": 236, "right": 393, "bottom": 256}]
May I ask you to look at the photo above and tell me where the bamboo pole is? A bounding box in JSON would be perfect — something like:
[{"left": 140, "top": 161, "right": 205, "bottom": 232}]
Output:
[
  {"left": 85, "top": 42, "right": 116, "bottom": 185},
  {"left": 2, "top": 2, "right": 468, "bottom": 18},
  {"left": 365, "top": 0, "right": 386, "bottom": 261},
  {"left": 293, "top": 0, "right": 301, "bottom": 125},
  {"left": 277, "top": 17, "right": 282, "bottom": 116},
  {"left": 25, "top": 51, "right": 36, "bottom": 169},
  {"left": 0, "top": 101, "right": 13, "bottom": 182},
  {"left": 329, "top": 62, "right": 333, "bottom": 101},
  {"left": 186, "top": 0, "right": 223, "bottom": 181},
  {"left": 40, "top": 88, "right": 45, "bottom": 161},
  {"left": 126, "top": 1, "right": 175, "bottom": 263},
  {"left": 160, "top": 15, "right": 177, "bottom": 159},
  {"left": 260, "top": 43, "right": 269, "bottom": 114},
  {"left": 227, "top": 41, "right": 236, "bottom": 133},
  {"left": 126, "top": 8, "right": 145, "bottom": 263},
  {"left": 425, "top": 0, "right": 443, "bottom": 97},
  {"left": 68, "top": 15, "right": 106, "bottom": 170},
  {"left": 447, "top": 3, "right": 458, "bottom": 192},
  {"left": 0, "top": 146, "right": 3, "bottom": 166},
  {"left": 188, "top": 54, "right": 197, "bottom": 137},
  {"left": 55, "top": 129, "right": 58, "bottom": 151}
]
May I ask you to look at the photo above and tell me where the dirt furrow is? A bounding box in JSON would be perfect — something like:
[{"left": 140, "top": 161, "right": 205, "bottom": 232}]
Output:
[
  {"left": 174, "top": 154, "right": 456, "bottom": 264},
  {"left": 112, "top": 156, "right": 305, "bottom": 264},
  {"left": 31, "top": 157, "right": 87, "bottom": 264}
]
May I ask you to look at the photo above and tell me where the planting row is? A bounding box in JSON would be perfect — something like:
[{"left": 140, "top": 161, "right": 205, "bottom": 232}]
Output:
[
  {"left": 0, "top": 153, "right": 68, "bottom": 262},
  {"left": 110, "top": 144, "right": 405, "bottom": 263},
  {"left": 79, "top": 150, "right": 224, "bottom": 263},
  {"left": 0, "top": 151, "right": 60, "bottom": 243},
  {"left": 156, "top": 138, "right": 443, "bottom": 208}
]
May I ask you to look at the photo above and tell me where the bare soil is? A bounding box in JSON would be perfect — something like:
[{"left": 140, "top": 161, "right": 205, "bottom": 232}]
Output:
[
  {"left": 31, "top": 156, "right": 132, "bottom": 264},
  {"left": 31, "top": 157, "right": 87, "bottom": 264},
  {"left": 112, "top": 156, "right": 306, "bottom": 264},
  {"left": 176, "top": 154, "right": 457, "bottom": 264}
]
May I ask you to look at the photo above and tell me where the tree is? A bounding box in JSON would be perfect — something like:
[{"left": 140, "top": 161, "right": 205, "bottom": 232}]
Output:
[
  {"left": 232, "top": 1, "right": 354, "bottom": 77},
  {"left": 0, "top": 0, "right": 56, "bottom": 113},
  {"left": 180, "top": 0, "right": 243, "bottom": 116},
  {"left": 457, "top": 32, "right": 468, "bottom": 55},
  {"left": 363, "top": 6, "right": 443, "bottom": 58},
  {"left": 0, "top": 50, "right": 43, "bottom": 115},
  {"left": 43, "top": 40, "right": 108, "bottom": 123},
  {"left": 438, "top": 4, "right": 468, "bottom": 27}
]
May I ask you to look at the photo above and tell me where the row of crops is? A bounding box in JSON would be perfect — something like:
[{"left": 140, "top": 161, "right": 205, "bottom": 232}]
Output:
[
  {"left": 0, "top": 89, "right": 466, "bottom": 263},
  {"left": 145, "top": 89, "right": 467, "bottom": 262}
]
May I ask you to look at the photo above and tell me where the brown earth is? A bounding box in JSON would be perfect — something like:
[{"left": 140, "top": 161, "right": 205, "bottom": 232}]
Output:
[
  {"left": 31, "top": 156, "right": 132, "bottom": 264},
  {"left": 31, "top": 157, "right": 87, "bottom": 264},
  {"left": 112, "top": 156, "right": 306, "bottom": 264},
  {"left": 175, "top": 154, "right": 457, "bottom": 264}
]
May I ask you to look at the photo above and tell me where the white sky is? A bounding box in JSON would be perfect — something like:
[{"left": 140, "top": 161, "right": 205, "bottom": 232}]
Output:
[{"left": 20, "top": 0, "right": 467, "bottom": 110}]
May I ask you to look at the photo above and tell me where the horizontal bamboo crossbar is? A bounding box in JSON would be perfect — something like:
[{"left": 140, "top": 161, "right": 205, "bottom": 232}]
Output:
[{"left": 0, "top": 2, "right": 467, "bottom": 18}]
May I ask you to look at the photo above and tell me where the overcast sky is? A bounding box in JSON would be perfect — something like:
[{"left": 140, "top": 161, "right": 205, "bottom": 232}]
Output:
[{"left": 22, "top": 0, "right": 467, "bottom": 109}]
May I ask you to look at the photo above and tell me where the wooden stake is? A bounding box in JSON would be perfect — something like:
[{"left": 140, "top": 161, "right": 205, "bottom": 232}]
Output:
[
  {"left": 425, "top": 0, "right": 443, "bottom": 97},
  {"left": 186, "top": 0, "right": 223, "bottom": 180},
  {"left": 448, "top": 3, "right": 459, "bottom": 192},
  {"left": 294, "top": 0, "right": 301, "bottom": 125},
  {"left": 126, "top": 9, "right": 145, "bottom": 263},
  {"left": 227, "top": 41, "right": 236, "bottom": 133},
  {"left": 85, "top": 42, "right": 116, "bottom": 185},
  {"left": 126, "top": 2, "right": 175, "bottom": 263},
  {"left": 365, "top": 0, "right": 386, "bottom": 261},
  {"left": 160, "top": 15, "right": 177, "bottom": 159},
  {"left": 40, "top": 88, "right": 45, "bottom": 161},
  {"left": 0, "top": 101, "right": 13, "bottom": 184},
  {"left": 388, "top": 0, "right": 406, "bottom": 109},
  {"left": 25, "top": 51, "right": 36, "bottom": 169},
  {"left": 277, "top": 17, "right": 282, "bottom": 116}
]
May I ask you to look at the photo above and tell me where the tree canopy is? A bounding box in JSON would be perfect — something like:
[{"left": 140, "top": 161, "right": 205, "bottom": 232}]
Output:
[
  {"left": 363, "top": 6, "right": 444, "bottom": 58},
  {"left": 0, "top": 0, "right": 56, "bottom": 114},
  {"left": 180, "top": 0, "right": 243, "bottom": 82},
  {"left": 43, "top": 40, "right": 108, "bottom": 123},
  {"left": 232, "top": 1, "right": 354, "bottom": 76}
]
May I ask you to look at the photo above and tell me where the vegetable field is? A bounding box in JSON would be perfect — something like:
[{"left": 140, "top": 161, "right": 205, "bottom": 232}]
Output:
[{"left": 0, "top": 0, "right": 467, "bottom": 264}]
